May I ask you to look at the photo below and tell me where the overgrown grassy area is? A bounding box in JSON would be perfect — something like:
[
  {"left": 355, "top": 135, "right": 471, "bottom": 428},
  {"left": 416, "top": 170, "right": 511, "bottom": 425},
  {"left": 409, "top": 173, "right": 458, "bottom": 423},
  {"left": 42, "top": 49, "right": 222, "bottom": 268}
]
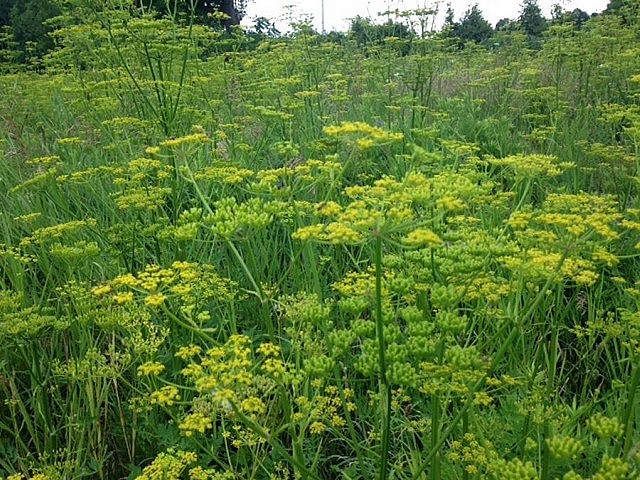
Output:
[{"left": 1, "top": 4, "right": 639, "bottom": 480}]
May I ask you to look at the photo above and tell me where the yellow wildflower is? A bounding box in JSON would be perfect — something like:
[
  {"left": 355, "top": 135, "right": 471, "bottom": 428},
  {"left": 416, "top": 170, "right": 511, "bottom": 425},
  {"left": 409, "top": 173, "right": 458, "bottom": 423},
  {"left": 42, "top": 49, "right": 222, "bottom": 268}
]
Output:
[
  {"left": 403, "top": 228, "right": 443, "bottom": 248},
  {"left": 137, "top": 361, "right": 166, "bottom": 377},
  {"left": 145, "top": 293, "right": 166, "bottom": 307}
]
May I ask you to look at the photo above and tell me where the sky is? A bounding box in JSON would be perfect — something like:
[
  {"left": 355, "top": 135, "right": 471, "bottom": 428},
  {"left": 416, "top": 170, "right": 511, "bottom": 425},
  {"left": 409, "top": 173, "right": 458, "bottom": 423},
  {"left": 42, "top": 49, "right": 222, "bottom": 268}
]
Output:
[{"left": 243, "top": 0, "right": 610, "bottom": 33}]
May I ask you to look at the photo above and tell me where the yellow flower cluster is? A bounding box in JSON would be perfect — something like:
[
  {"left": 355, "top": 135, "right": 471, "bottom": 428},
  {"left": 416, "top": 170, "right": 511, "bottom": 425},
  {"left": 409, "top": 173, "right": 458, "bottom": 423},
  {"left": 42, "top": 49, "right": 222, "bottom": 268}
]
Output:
[
  {"left": 101, "top": 116, "right": 149, "bottom": 130},
  {"left": 144, "top": 293, "right": 166, "bottom": 307},
  {"left": 402, "top": 228, "right": 443, "bottom": 248},
  {"left": 109, "top": 156, "right": 175, "bottom": 211},
  {"left": 248, "top": 104, "right": 293, "bottom": 121},
  {"left": 175, "top": 344, "right": 202, "bottom": 360},
  {"left": 9, "top": 168, "right": 58, "bottom": 194},
  {"left": 333, "top": 270, "right": 383, "bottom": 301},
  {"left": 137, "top": 361, "right": 166, "bottom": 377},
  {"left": 56, "top": 165, "right": 124, "bottom": 185},
  {"left": 159, "top": 132, "right": 210, "bottom": 149},
  {"left": 194, "top": 165, "right": 255, "bottom": 184},
  {"left": 253, "top": 158, "right": 343, "bottom": 191},
  {"left": 135, "top": 449, "right": 197, "bottom": 480},
  {"left": 488, "top": 154, "right": 574, "bottom": 179},
  {"left": 587, "top": 413, "right": 624, "bottom": 439},
  {"left": 293, "top": 168, "right": 495, "bottom": 245},
  {"left": 179, "top": 412, "right": 213, "bottom": 437},
  {"left": 149, "top": 386, "right": 180, "bottom": 406},
  {"left": 546, "top": 434, "right": 584, "bottom": 462},
  {"left": 594, "top": 456, "right": 634, "bottom": 480},
  {"left": 20, "top": 219, "right": 98, "bottom": 247},
  {"left": 49, "top": 240, "right": 100, "bottom": 261},
  {"left": 6, "top": 474, "right": 51, "bottom": 480},
  {"left": 503, "top": 192, "right": 626, "bottom": 286},
  {"left": 204, "top": 196, "right": 282, "bottom": 239},
  {"left": 56, "top": 136, "right": 84, "bottom": 145},
  {"left": 114, "top": 186, "right": 172, "bottom": 211},
  {"left": 25, "top": 155, "right": 61, "bottom": 166},
  {"left": 294, "top": 385, "right": 356, "bottom": 434},
  {"left": 447, "top": 433, "right": 491, "bottom": 475},
  {"left": 91, "top": 262, "right": 235, "bottom": 322},
  {"left": 171, "top": 335, "right": 290, "bottom": 437},
  {"left": 324, "top": 121, "right": 403, "bottom": 150}
]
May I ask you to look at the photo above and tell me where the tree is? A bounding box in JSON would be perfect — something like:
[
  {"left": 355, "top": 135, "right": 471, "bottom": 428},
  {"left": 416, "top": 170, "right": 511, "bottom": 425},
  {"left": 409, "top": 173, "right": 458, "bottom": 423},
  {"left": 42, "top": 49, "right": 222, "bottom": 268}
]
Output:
[
  {"left": 9, "top": 0, "right": 61, "bottom": 61},
  {"left": 551, "top": 5, "right": 590, "bottom": 29},
  {"left": 519, "top": 0, "right": 548, "bottom": 38},
  {"left": 349, "top": 16, "right": 413, "bottom": 51},
  {"left": 495, "top": 17, "right": 517, "bottom": 32},
  {"left": 1, "top": 0, "right": 253, "bottom": 66},
  {"left": 0, "top": 0, "right": 18, "bottom": 26},
  {"left": 605, "top": 0, "right": 625, "bottom": 13},
  {"left": 145, "top": 0, "right": 248, "bottom": 30},
  {"left": 440, "top": 2, "right": 458, "bottom": 41},
  {"left": 569, "top": 8, "right": 590, "bottom": 28},
  {"left": 444, "top": 3, "right": 455, "bottom": 28},
  {"left": 455, "top": 4, "right": 493, "bottom": 45},
  {"left": 249, "top": 16, "right": 280, "bottom": 38},
  {"left": 604, "top": 0, "right": 640, "bottom": 26},
  {"left": 219, "top": 0, "right": 241, "bottom": 28}
]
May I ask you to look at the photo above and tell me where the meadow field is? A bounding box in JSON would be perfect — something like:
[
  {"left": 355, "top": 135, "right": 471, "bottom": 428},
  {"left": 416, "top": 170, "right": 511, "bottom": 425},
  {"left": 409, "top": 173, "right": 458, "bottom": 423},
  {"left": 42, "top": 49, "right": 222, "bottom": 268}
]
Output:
[{"left": 0, "top": 3, "right": 639, "bottom": 479}]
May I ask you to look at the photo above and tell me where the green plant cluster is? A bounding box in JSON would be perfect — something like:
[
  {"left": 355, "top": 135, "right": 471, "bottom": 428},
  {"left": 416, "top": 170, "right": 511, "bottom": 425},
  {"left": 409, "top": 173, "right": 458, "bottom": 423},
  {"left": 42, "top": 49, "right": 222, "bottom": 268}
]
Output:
[{"left": 0, "top": 2, "right": 640, "bottom": 480}]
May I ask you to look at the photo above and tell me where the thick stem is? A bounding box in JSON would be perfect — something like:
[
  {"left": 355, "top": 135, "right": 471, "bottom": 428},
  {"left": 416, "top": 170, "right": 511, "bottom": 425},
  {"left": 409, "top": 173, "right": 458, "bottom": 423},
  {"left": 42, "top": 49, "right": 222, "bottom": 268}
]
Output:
[
  {"left": 431, "top": 395, "right": 441, "bottom": 480},
  {"left": 374, "top": 233, "right": 392, "bottom": 480}
]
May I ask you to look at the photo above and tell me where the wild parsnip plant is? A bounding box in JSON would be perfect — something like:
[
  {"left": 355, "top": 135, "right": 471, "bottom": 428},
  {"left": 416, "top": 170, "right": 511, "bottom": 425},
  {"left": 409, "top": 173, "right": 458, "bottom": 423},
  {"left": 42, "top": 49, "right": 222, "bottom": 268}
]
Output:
[{"left": 1, "top": 2, "right": 639, "bottom": 479}]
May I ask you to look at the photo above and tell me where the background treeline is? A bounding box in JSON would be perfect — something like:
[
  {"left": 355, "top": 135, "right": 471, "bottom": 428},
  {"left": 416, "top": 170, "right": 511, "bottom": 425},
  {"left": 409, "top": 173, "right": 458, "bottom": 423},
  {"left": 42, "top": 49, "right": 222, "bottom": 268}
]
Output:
[
  {"left": 0, "top": 0, "right": 636, "bottom": 68},
  {"left": 0, "top": 0, "right": 248, "bottom": 64}
]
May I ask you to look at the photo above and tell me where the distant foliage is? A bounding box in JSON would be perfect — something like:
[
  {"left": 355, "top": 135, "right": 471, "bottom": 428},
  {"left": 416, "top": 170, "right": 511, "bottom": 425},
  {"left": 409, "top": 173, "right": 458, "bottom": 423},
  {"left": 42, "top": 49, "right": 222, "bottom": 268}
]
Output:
[
  {"left": 7, "top": 0, "right": 61, "bottom": 63},
  {"left": 607, "top": 0, "right": 640, "bottom": 26},
  {"left": 348, "top": 16, "right": 414, "bottom": 53},
  {"left": 144, "top": 0, "right": 247, "bottom": 30},
  {"left": 454, "top": 4, "right": 493, "bottom": 45},
  {"left": 0, "top": 0, "right": 249, "bottom": 63},
  {"left": 519, "top": 0, "right": 548, "bottom": 45}
]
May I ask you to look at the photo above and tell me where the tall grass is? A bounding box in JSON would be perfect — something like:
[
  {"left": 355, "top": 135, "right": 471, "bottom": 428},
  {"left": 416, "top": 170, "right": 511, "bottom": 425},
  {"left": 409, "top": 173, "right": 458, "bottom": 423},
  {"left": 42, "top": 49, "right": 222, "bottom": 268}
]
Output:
[{"left": 0, "top": 4, "right": 639, "bottom": 480}]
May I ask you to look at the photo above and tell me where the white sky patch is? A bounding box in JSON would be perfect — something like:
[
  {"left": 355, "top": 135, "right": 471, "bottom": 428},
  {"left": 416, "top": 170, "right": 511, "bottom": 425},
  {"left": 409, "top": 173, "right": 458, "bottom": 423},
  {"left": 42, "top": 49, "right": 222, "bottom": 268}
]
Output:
[{"left": 243, "top": 0, "right": 610, "bottom": 33}]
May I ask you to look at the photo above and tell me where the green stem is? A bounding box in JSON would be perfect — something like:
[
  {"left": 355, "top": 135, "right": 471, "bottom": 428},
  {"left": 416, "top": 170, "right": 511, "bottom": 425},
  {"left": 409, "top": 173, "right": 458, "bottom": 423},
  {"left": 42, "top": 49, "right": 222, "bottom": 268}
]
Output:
[
  {"left": 160, "top": 304, "right": 215, "bottom": 343},
  {"left": 335, "top": 373, "right": 369, "bottom": 478},
  {"left": 462, "top": 409, "right": 469, "bottom": 480},
  {"left": 180, "top": 162, "right": 264, "bottom": 302},
  {"left": 431, "top": 395, "right": 441, "bottom": 480},
  {"left": 225, "top": 239, "right": 265, "bottom": 303},
  {"left": 231, "top": 405, "right": 321, "bottom": 480},
  {"left": 541, "top": 322, "right": 559, "bottom": 479},
  {"left": 374, "top": 233, "right": 392, "bottom": 480},
  {"left": 541, "top": 421, "right": 551, "bottom": 480},
  {"left": 104, "top": 20, "right": 160, "bottom": 128}
]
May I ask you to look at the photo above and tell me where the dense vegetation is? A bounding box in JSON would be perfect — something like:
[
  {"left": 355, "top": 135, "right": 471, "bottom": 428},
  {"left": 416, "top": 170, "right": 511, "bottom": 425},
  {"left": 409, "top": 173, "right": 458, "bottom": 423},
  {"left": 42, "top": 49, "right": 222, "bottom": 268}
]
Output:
[{"left": 1, "top": 0, "right": 640, "bottom": 479}]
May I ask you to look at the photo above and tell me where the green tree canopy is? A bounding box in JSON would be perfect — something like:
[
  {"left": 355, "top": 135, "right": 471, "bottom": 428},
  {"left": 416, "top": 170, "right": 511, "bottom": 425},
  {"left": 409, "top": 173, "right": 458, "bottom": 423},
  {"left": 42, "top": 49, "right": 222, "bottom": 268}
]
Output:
[
  {"left": 551, "top": 5, "right": 590, "bottom": 29},
  {"left": 9, "top": 0, "right": 61, "bottom": 61},
  {"left": 519, "top": 0, "right": 548, "bottom": 38},
  {"left": 605, "top": 0, "right": 625, "bottom": 12},
  {"left": 349, "top": 16, "right": 413, "bottom": 52},
  {"left": 0, "top": 0, "right": 17, "bottom": 26},
  {"left": 143, "top": 0, "right": 247, "bottom": 29},
  {"left": 0, "top": 0, "right": 253, "bottom": 65},
  {"left": 495, "top": 17, "right": 517, "bottom": 33},
  {"left": 455, "top": 4, "right": 493, "bottom": 45},
  {"left": 604, "top": 0, "right": 640, "bottom": 26}
]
